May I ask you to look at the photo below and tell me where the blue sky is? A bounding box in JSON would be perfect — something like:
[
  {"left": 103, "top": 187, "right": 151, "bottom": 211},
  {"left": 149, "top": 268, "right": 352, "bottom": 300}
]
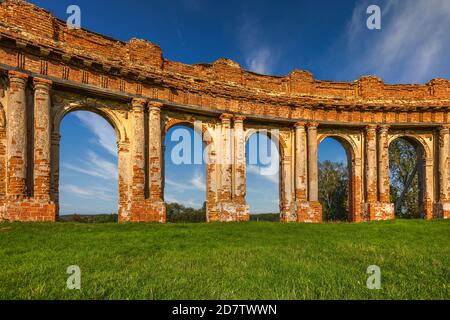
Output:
[{"left": 34, "top": 0, "right": 450, "bottom": 214}]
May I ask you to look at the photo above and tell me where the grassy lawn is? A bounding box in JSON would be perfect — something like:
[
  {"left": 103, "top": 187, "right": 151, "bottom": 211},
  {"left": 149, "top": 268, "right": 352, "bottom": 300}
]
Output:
[{"left": 0, "top": 219, "right": 448, "bottom": 300}]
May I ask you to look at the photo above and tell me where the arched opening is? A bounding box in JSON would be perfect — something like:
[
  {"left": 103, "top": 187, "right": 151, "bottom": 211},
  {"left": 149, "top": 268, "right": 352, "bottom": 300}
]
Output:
[
  {"left": 318, "top": 136, "right": 354, "bottom": 222},
  {"left": 389, "top": 137, "right": 426, "bottom": 219},
  {"left": 245, "top": 131, "right": 280, "bottom": 221},
  {"left": 58, "top": 110, "right": 119, "bottom": 223},
  {"left": 163, "top": 124, "right": 207, "bottom": 223}
]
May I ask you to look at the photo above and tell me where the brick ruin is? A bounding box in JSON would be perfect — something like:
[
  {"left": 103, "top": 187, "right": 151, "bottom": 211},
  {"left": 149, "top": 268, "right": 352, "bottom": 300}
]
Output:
[{"left": 0, "top": 0, "right": 448, "bottom": 223}]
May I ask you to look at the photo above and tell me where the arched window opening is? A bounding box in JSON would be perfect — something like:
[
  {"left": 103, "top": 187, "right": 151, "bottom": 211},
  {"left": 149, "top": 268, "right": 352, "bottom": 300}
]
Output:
[
  {"left": 163, "top": 124, "right": 207, "bottom": 223},
  {"left": 389, "top": 137, "right": 425, "bottom": 219},
  {"left": 318, "top": 137, "right": 351, "bottom": 222},
  {"left": 59, "top": 111, "right": 118, "bottom": 223},
  {"left": 246, "top": 131, "right": 280, "bottom": 221}
]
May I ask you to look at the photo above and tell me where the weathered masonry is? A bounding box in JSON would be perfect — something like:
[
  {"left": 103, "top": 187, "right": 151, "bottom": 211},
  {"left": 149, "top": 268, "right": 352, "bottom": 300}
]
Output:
[{"left": 0, "top": 0, "right": 449, "bottom": 223}]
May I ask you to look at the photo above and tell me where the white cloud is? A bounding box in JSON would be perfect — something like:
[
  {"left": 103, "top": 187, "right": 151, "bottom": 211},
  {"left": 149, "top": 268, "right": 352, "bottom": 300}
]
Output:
[
  {"left": 60, "top": 184, "right": 115, "bottom": 202},
  {"left": 165, "top": 195, "right": 203, "bottom": 209},
  {"left": 340, "top": 0, "right": 450, "bottom": 83},
  {"left": 190, "top": 170, "right": 206, "bottom": 191},
  {"left": 247, "top": 165, "right": 278, "bottom": 184},
  {"left": 74, "top": 111, "right": 117, "bottom": 156},
  {"left": 63, "top": 151, "right": 118, "bottom": 181},
  {"left": 166, "top": 170, "right": 205, "bottom": 192},
  {"left": 238, "top": 15, "right": 279, "bottom": 75}
]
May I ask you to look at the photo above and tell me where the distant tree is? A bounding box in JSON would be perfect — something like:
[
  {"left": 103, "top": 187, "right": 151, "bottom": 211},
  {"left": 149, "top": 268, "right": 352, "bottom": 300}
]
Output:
[
  {"left": 318, "top": 160, "right": 349, "bottom": 221},
  {"left": 166, "top": 202, "right": 206, "bottom": 223},
  {"left": 389, "top": 138, "right": 420, "bottom": 218}
]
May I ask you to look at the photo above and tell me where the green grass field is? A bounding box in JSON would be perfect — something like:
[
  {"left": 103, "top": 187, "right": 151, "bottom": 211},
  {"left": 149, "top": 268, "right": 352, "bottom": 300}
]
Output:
[{"left": 0, "top": 219, "right": 448, "bottom": 300}]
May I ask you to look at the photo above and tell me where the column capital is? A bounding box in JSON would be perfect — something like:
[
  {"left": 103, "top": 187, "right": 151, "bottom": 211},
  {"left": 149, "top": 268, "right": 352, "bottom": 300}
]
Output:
[
  {"left": 306, "top": 121, "right": 319, "bottom": 129},
  {"left": 8, "top": 70, "right": 28, "bottom": 83},
  {"left": 439, "top": 124, "right": 450, "bottom": 133},
  {"left": 294, "top": 122, "right": 307, "bottom": 129},
  {"left": 220, "top": 113, "right": 233, "bottom": 122},
  {"left": 233, "top": 115, "right": 246, "bottom": 122},
  {"left": 33, "top": 77, "right": 52, "bottom": 91},
  {"left": 148, "top": 101, "right": 164, "bottom": 110},
  {"left": 365, "top": 124, "right": 377, "bottom": 131},
  {"left": 378, "top": 124, "right": 390, "bottom": 133},
  {"left": 131, "top": 98, "right": 147, "bottom": 109},
  {"left": 117, "top": 140, "right": 130, "bottom": 151},
  {"left": 306, "top": 122, "right": 319, "bottom": 129}
]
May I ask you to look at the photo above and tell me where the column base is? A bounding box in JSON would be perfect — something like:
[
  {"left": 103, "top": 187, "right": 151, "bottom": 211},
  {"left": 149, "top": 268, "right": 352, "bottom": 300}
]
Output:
[
  {"left": 433, "top": 202, "right": 450, "bottom": 219},
  {"left": 364, "top": 202, "right": 395, "bottom": 221},
  {"left": 280, "top": 206, "right": 297, "bottom": 223},
  {"left": 207, "top": 201, "right": 249, "bottom": 222},
  {"left": 295, "top": 201, "right": 323, "bottom": 223},
  {"left": 0, "top": 198, "right": 57, "bottom": 222},
  {"left": 128, "top": 200, "right": 166, "bottom": 223}
]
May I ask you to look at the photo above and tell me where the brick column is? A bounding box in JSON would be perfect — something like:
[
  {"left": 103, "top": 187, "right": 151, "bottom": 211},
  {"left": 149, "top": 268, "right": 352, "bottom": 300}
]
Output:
[
  {"left": 6, "top": 71, "right": 28, "bottom": 199},
  {"left": 377, "top": 125, "right": 390, "bottom": 203},
  {"left": 307, "top": 122, "right": 319, "bottom": 202},
  {"left": 219, "top": 113, "right": 233, "bottom": 202},
  {"left": 148, "top": 101, "right": 163, "bottom": 202},
  {"left": 50, "top": 132, "right": 60, "bottom": 204},
  {"left": 439, "top": 125, "right": 450, "bottom": 201},
  {"left": 365, "top": 125, "right": 378, "bottom": 204},
  {"left": 131, "top": 98, "right": 146, "bottom": 201},
  {"left": 117, "top": 140, "right": 131, "bottom": 222},
  {"left": 295, "top": 121, "right": 322, "bottom": 223},
  {"left": 33, "top": 78, "right": 52, "bottom": 200},
  {"left": 294, "top": 122, "right": 307, "bottom": 201},
  {"left": 233, "top": 115, "right": 246, "bottom": 203},
  {"left": 438, "top": 125, "right": 450, "bottom": 218}
]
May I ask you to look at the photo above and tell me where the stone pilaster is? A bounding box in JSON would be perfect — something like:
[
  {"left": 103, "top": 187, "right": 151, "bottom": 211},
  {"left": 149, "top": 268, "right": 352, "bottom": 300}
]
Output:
[
  {"left": 210, "top": 113, "right": 249, "bottom": 222},
  {"left": 291, "top": 122, "right": 307, "bottom": 223},
  {"left": 129, "top": 99, "right": 166, "bottom": 223},
  {"left": 233, "top": 115, "right": 246, "bottom": 203},
  {"left": 296, "top": 122, "right": 321, "bottom": 223},
  {"left": 377, "top": 125, "right": 390, "bottom": 203},
  {"left": 6, "top": 71, "right": 28, "bottom": 199},
  {"left": 50, "top": 132, "right": 60, "bottom": 205},
  {"left": 33, "top": 77, "right": 52, "bottom": 200},
  {"left": 365, "top": 125, "right": 378, "bottom": 204},
  {"left": 219, "top": 113, "right": 233, "bottom": 202},
  {"left": 294, "top": 122, "right": 307, "bottom": 202},
  {"left": 437, "top": 125, "right": 450, "bottom": 218},
  {"left": 148, "top": 101, "right": 163, "bottom": 202},
  {"left": 364, "top": 124, "right": 393, "bottom": 221},
  {"left": 131, "top": 98, "right": 146, "bottom": 201},
  {"left": 307, "top": 122, "right": 319, "bottom": 202},
  {"left": 117, "top": 140, "right": 131, "bottom": 222}
]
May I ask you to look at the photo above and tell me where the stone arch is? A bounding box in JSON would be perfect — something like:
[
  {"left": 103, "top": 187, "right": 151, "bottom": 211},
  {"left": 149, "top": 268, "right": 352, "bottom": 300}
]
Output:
[
  {"left": 244, "top": 128, "right": 288, "bottom": 158},
  {"left": 388, "top": 134, "right": 431, "bottom": 218},
  {"left": 53, "top": 104, "right": 127, "bottom": 144},
  {"left": 317, "top": 133, "right": 362, "bottom": 222},
  {"left": 51, "top": 103, "right": 128, "bottom": 220}
]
